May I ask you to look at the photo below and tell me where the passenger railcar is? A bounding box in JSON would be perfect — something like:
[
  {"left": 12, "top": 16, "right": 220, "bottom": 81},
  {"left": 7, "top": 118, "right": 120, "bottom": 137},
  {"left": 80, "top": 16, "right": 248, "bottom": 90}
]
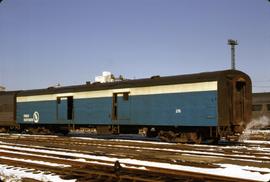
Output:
[{"left": 0, "top": 70, "right": 252, "bottom": 142}]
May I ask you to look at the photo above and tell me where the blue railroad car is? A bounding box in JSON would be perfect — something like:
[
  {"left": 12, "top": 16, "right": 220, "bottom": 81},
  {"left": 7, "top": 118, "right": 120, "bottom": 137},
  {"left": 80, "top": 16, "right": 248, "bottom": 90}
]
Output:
[{"left": 1, "top": 69, "right": 252, "bottom": 142}]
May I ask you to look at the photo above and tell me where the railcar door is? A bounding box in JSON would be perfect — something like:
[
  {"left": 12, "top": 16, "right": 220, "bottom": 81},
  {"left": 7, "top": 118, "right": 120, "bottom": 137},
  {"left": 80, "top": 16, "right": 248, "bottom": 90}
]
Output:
[
  {"left": 234, "top": 81, "right": 246, "bottom": 123},
  {"left": 57, "top": 96, "right": 73, "bottom": 122},
  {"left": 118, "top": 92, "right": 130, "bottom": 121},
  {"left": 228, "top": 79, "right": 248, "bottom": 134},
  {"left": 112, "top": 92, "right": 130, "bottom": 124}
]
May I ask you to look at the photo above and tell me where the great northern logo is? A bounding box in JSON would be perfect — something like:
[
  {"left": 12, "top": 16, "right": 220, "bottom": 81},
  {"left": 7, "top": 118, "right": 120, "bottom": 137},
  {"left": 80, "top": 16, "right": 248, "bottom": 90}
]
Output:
[
  {"left": 23, "top": 111, "right": 40, "bottom": 123},
  {"left": 33, "top": 111, "right": 40, "bottom": 123}
]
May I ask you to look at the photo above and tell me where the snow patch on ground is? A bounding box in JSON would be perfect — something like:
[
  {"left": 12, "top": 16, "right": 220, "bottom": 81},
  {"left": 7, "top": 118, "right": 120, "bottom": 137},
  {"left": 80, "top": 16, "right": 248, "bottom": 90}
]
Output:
[
  {"left": 71, "top": 136, "right": 174, "bottom": 145},
  {"left": 243, "top": 140, "right": 270, "bottom": 145},
  {"left": 0, "top": 164, "right": 76, "bottom": 182},
  {"left": 0, "top": 133, "right": 59, "bottom": 138},
  {"left": 0, "top": 156, "right": 71, "bottom": 168},
  {"left": 0, "top": 142, "right": 269, "bottom": 181}
]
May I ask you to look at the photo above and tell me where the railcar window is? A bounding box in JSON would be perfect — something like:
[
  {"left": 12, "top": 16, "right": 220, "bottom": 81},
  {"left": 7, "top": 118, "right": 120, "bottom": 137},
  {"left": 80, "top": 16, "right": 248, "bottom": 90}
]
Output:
[
  {"left": 267, "top": 104, "right": 270, "bottom": 111},
  {"left": 236, "top": 81, "right": 245, "bottom": 92},
  {"left": 123, "top": 92, "right": 129, "bottom": 101},
  {"left": 57, "top": 97, "right": 61, "bottom": 104},
  {"left": 252, "top": 104, "right": 262, "bottom": 111}
]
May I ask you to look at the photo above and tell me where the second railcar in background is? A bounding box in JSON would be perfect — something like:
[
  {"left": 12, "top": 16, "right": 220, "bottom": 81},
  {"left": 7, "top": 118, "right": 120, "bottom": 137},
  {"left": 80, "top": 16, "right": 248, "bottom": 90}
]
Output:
[
  {"left": 252, "top": 92, "right": 270, "bottom": 128},
  {"left": 12, "top": 69, "right": 251, "bottom": 142},
  {"left": 0, "top": 91, "right": 19, "bottom": 131}
]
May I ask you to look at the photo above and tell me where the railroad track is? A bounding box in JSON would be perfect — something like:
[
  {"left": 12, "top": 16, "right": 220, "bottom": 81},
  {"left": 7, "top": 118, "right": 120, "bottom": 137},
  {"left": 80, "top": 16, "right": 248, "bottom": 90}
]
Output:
[
  {"left": 0, "top": 134, "right": 269, "bottom": 165},
  {"left": 0, "top": 145, "right": 259, "bottom": 182},
  {"left": 0, "top": 134, "right": 269, "bottom": 182}
]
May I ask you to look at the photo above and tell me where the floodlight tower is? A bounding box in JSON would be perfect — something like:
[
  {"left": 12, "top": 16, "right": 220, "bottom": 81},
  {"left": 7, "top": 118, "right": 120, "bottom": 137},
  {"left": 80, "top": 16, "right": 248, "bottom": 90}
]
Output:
[{"left": 228, "top": 39, "right": 238, "bottom": 70}]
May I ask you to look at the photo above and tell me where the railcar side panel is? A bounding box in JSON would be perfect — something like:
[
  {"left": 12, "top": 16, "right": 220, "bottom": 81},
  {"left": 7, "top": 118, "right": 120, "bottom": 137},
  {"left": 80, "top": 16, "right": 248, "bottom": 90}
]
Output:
[
  {"left": 16, "top": 91, "right": 217, "bottom": 127},
  {"left": 73, "top": 97, "right": 112, "bottom": 125},
  {"left": 127, "top": 91, "right": 217, "bottom": 126},
  {"left": 16, "top": 81, "right": 218, "bottom": 127},
  {"left": 17, "top": 101, "right": 57, "bottom": 124}
]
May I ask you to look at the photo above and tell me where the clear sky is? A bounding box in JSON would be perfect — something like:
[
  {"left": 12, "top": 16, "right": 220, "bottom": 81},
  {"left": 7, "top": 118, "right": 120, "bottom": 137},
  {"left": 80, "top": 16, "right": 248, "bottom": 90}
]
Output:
[{"left": 0, "top": 0, "right": 269, "bottom": 92}]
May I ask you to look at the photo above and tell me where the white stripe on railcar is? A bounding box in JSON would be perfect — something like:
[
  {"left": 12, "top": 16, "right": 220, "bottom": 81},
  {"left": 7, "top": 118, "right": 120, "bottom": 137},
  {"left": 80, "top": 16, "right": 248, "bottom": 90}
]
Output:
[{"left": 17, "top": 81, "right": 217, "bottom": 102}]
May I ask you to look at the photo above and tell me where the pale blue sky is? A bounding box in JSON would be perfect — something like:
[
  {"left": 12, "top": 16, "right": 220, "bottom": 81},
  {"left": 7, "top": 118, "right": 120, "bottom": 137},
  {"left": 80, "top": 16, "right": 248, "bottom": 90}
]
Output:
[{"left": 0, "top": 0, "right": 269, "bottom": 92}]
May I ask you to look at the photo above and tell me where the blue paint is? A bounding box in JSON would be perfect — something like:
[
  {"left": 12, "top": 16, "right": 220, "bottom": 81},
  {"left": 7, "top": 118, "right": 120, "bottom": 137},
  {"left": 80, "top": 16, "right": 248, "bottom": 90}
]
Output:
[
  {"left": 73, "top": 97, "right": 112, "bottom": 125},
  {"left": 17, "top": 101, "right": 57, "bottom": 124},
  {"left": 117, "top": 95, "right": 130, "bottom": 121},
  {"left": 17, "top": 91, "right": 217, "bottom": 127},
  {"left": 129, "top": 91, "right": 217, "bottom": 126}
]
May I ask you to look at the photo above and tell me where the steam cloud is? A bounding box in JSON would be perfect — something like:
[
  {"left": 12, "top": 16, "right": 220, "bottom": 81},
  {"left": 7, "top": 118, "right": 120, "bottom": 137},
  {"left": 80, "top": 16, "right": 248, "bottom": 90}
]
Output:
[{"left": 239, "top": 116, "right": 270, "bottom": 141}]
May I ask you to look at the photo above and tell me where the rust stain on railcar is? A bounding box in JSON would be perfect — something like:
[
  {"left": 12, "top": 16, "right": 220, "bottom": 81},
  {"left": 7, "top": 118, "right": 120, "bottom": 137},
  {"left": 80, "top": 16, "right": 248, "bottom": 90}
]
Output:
[{"left": 218, "top": 72, "right": 252, "bottom": 135}]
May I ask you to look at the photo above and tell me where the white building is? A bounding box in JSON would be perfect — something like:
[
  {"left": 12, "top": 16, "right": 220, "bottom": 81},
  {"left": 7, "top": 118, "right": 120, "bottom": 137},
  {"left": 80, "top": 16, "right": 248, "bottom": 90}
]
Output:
[
  {"left": 0, "top": 85, "right": 5, "bottom": 91},
  {"left": 95, "top": 71, "right": 115, "bottom": 83}
]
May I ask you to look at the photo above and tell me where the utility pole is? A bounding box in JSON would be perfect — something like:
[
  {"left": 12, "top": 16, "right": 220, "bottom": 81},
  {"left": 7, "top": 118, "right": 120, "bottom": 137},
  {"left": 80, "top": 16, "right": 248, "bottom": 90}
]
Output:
[{"left": 228, "top": 39, "right": 238, "bottom": 70}]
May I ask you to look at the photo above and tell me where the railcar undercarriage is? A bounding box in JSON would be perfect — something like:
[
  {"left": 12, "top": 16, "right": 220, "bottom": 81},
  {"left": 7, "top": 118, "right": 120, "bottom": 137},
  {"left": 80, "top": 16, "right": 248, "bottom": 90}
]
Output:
[{"left": 1, "top": 124, "right": 243, "bottom": 144}]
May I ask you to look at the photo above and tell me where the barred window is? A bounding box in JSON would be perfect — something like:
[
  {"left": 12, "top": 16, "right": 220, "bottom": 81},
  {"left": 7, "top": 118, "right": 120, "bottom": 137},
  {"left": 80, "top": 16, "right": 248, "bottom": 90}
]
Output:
[
  {"left": 252, "top": 104, "right": 262, "bottom": 111},
  {"left": 267, "top": 104, "right": 270, "bottom": 111}
]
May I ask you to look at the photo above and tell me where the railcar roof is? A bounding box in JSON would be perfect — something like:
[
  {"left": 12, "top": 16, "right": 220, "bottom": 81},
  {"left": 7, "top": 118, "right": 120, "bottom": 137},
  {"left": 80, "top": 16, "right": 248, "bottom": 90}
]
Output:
[{"left": 16, "top": 69, "right": 249, "bottom": 96}]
